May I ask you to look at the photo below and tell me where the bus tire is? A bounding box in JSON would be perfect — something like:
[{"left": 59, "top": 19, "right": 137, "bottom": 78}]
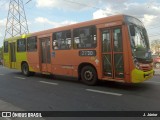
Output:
[
  {"left": 22, "top": 63, "right": 30, "bottom": 77},
  {"left": 81, "top": 66, "right": 98, "bottom": 86}
]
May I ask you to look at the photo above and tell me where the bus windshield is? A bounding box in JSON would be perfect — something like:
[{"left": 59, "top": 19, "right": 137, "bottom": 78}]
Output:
[{"left": 125, "top": 16, "right": 152, "bottom": 63}]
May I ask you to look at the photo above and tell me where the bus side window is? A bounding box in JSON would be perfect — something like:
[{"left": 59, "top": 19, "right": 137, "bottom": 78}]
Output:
[
  {"left": 91, "top": 26, "right": 97, "bottom": 48},
  {"left": 27, "top": 36, "right": 37, "bottom": 51},
  {"left": 17, "top": 38, "right": 26, "bottom": 52},
  {"left": 4, "top": 41, "right": 8, "bottom": 53},
  {"left": 52, "top": 33, "right": 58, "bottom": 50},
  {"left": 73, "top": 29, "right": 79, "bottom": 49},
  {"left": 80, "top": 28, "right": 91, "bottom": 48},
  {"left": 65, "top": 31, "right": 71, "bottom": 49},
  {"left": 53, "top": 30, "right": 72, "bottom": 50},
  {"left": 73, "top": 26, "right": 97, "bottom": 49}
]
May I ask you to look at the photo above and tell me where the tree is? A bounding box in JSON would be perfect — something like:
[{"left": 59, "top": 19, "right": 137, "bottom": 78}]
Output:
[
  {"left": 0, "top": 46, "right": 3, "bottom": 59},
  {"left": 150, "top": 39, "right": 160, "bottom": 55}
]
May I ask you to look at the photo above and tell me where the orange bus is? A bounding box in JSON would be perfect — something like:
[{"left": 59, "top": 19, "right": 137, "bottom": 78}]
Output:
[{"left": 3, "top": 14, "right": 154, "bottom": 85}]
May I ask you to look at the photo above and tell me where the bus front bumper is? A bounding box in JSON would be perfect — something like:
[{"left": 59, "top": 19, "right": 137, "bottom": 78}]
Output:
[{"left": 131, "top": 69, "right": 154, "bottom": 83}]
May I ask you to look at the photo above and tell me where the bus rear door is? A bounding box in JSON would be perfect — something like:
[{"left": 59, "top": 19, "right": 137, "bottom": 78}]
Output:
[
  {"left": 40, "top": 37, "right": 51, "bottom": 73},
  {"left": 101, "top": 27, "right": 125, "bottom": 80},
  {"left": 10, "top": 42, "right": 16, "bottom": 68}
]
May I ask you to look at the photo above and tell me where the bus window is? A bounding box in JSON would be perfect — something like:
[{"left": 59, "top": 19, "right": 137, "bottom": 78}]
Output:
[
  {"left": 4, "top": 41, "right": 8, "bottom": 53},
  {"left": 102, "top": 30, "right": 111, "bottom": 52},
  {"left": 113, "top": 28, "right": 122, "bottom": 52},
  {"left": 73, "top": 29, "right": 80, "bottom": 48},
  {"left": 65, "top": 31, "right": 72, "bottom": 49},
  {"left": 27, "top": 36, "right": 37, "bottom": 51},
  {"left": 53, "top": 30, "right": 71, "bottom": 50},
  {"left": 73, "top": 26, "right": 97, "bottom": 49},
  {"left": 17, "top": 38, "right": 26, "bottom": 52}
]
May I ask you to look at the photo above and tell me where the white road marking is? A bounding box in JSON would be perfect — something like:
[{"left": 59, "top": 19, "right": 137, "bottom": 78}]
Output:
[
  {"left": 39, "top": 81, "right": 58, "bottom": 85},
  {"left": 14, "top": 77, "right": 26, "bottom": 80},
  {"left": 86, "top": 89, "right": 123, "bottom": 96},
  {"left": 5, "top": 118, "right": 12, "bottom": 120},
  {"left": 145, "top": 81, "right": 160, "bottom": 84}
]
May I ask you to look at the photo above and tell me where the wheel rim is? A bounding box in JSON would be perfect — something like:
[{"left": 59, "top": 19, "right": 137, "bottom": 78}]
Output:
[
  {"left": 23, "top": 65, "right": 28, "bottom": 74},
  {"left": 84, "top": 70, "right": 93, "bottom": 81}
]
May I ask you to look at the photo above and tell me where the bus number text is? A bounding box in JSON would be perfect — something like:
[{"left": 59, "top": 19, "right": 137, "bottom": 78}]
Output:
[{"left": 79, "top": 50, "right": 96, "bottom": 56}]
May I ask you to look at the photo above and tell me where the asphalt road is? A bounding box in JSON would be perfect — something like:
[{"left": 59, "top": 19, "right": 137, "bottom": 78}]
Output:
[{"left": 0, "top": 66, "right": 160, "bottom": 120}]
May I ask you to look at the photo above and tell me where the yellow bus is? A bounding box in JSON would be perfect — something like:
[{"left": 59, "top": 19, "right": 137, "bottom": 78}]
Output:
[{"left": 3, "top": 14, "right": 154, "bottom": 85}]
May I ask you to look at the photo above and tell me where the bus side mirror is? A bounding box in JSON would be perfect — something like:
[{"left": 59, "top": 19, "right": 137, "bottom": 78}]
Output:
[{"left": 129, "top": 25, "right": 135, "bottom": 36}]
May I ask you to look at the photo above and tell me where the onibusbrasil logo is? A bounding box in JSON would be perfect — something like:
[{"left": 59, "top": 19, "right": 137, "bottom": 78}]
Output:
[{"left": 1, "top": 112, "right": 42, "bottom": 118}]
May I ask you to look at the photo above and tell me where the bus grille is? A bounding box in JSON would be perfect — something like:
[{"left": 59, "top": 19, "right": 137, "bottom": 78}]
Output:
[{"left": 140, "top": 66, "right": 152, "bottom": 72}]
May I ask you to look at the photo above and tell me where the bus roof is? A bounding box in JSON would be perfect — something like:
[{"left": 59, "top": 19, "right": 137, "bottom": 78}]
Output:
[
  {"left": 32, "top": 14, "right": 125, "bottom": 36},
  {"left": 5, "top": 14, "right": 128, "bottom": 41}
]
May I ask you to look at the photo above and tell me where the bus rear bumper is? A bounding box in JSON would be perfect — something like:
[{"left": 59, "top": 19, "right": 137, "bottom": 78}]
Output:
[{"left": 131, "top": 69, "right": 154, "bottom": 83}]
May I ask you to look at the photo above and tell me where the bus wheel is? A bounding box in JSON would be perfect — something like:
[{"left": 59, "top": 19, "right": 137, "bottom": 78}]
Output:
[
  {"left": 22, "top": 63, "right": 30, "bottom": 76},
  {"left": 81, "top": 66, "right": 98, "bottom": 86}
]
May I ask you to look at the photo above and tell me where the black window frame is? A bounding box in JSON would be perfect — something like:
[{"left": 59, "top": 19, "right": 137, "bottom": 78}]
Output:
[
  {"left": 73, "top": 25, "right": 97, "bottom": 49},
  {"left": 17, "top": 38, "right": 26, "bottom": 52},
  {"left": 27, "top": 36, "right": 37, "bottom": 52},
  {"left": 52, "top": 30, "right": 72, "bottom": 50},
  {"left": 4, "top": 41, "right": 8, "bottom": 53}
]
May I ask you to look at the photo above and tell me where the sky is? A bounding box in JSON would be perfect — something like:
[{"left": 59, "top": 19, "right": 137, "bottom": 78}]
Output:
[{"left": 0, "top": 0, "right": 160, "bottom": 47}]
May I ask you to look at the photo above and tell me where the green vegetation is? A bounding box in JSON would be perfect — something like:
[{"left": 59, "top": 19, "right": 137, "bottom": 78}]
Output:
[
  {"left": 151, "top": 40, "right": 160, "bottom": 55},
  {"left": 0, "top": 46, "right": 3, "bottom": 59}
]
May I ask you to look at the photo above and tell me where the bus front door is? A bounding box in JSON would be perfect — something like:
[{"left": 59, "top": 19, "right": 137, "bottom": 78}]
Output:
[
  {"left": 40, "top": 37, "right": 51, "bottom": 73},
  {"left": 101, "top": 27, "right": 124, "bottom": 80},
  {"left": 10, "top": 42, "right": 16, "bottom": 68}
]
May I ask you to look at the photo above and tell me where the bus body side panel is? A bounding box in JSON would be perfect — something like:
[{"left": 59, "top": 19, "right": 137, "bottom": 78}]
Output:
[
  {"left": 27, "top": 52, "right": 40, "bottom": 72},
  {"left": 51, "top": 50, "right": 99, "bottom": 77},
  {"left": 16, "top": 52, "right": 27, "bottom": 70},
  {"left": 51, "top": 50, "right": 73, "bottom": 76},
  {"left": 96, "top": 27, "right": 103, "bottom": 80},
  {"left": 3, "top": 53, "right": 10, "bottom": 68},
  {"left": 27, "top": 36, "right": 40, "bottom": 73}
]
